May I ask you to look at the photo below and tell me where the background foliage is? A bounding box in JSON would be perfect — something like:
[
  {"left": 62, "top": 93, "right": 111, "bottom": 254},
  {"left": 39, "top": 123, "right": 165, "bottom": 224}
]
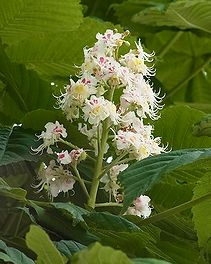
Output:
[{"left": 0, "top": 0, "right": 211, "bottom": 263}]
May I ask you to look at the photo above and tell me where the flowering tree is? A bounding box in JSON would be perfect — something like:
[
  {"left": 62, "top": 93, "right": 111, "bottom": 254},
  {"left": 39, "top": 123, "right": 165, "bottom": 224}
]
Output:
[{"left": 0, "top": 1, "right": 211, "bottom": 264}]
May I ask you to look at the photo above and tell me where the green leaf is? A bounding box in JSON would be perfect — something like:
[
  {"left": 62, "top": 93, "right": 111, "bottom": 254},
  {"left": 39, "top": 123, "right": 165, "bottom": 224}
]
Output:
[
  {"left": 51, "top": 202, "right": 88, "bottom": 225},
  {"left": 132, "top": 1, "right": 211, "bottom": 34},
  {"left": 54, "top": 240, "right": 86, "bottom": 259},
  {"left": 192, "top": 173, "right": 211, "bottom": 248},
  {"left": 192, "top": 114, "right": 211, "bottom": 137},
  {"left": 144, "top": 30, "right": 211, "bottom": 103},
  {"left": 132, "top": 258, "right": 170, "bottom": 264},
  {"left": 153, "top": 106, "right": 211, "bottom": 150},
  {"left": 0, "top": 240, "right": 34, "bottom": 264},
  {"left": 84, "top": 212, "right": 140, "bottom": 232},
  {"left": 0, "top": 252, "right": 16, "bottom": 263},
  {"left": 72, "top": 242, "right": 133, "bottom": 264},
  {"left": 26, "top": 225, "right": 66, "bottom": 264},
  {"left": 0, "top": 125, "right": 38, "bottom": 166},
  {"left": 0, "top": 0, "right": 83, "bottom": 43},
  {"left": 0, "top": 41, "right": 54, "bottom": 123},
  {"left": 0, "top": 177, "right": 27, "bottom": 201},
  {"left": 83, "top": 212, "right": 171, "bottom": 261},
  {"left": 153, "top": 236, "right": 199, "bottom": 264},
  {"left": 120, "top": 148, "right": 211, "bottom": 209},
  {"left": 28, "top": 202, "right": 98, "bottom": 245},
  {"left": 113, "top": 0, "right": 169, "bottom": 34},
  {"left": 5, "top": 17, "right": 121, "bottom": 83}
]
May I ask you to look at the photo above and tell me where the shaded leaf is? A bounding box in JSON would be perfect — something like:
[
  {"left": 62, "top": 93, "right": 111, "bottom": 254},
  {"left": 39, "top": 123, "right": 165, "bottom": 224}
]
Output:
[
  {"left": 120, "top": 148, "right": 211, "bottom": 209},
  {"left": 0, "top": 177, "right": 27, "bottom": 201},
  {"left": 84, "top": 212, "right": 140, "bottom": 232},
  {"left": 28, "top": 202, "right": 98, "bottom": 245},
  {"left": 0, "top": 125, "right": 38, "bottom": 166},
  {"left": 0, "top": 240, "right": 34, "bottom": 264},
  {"left": 51, "top": 202, "right": 88, "bottom": 225},
  {"left": 54, "top": 240, "right": 86, "bottom": 259},
  {"left": 0, "top": 41, "right": 54, "bottom": 123}
]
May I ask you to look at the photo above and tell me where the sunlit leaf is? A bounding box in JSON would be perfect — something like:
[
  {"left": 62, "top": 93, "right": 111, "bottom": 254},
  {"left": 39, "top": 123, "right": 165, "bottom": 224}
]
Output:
[
  {"left": 153, "top": 105, "right": 211, "bottom": 149},
  {"left": 72, "top": 242, "right": 133, "bottom": 264},
  {"left": 26, "top": 225, "right": 66, "bottom": 264},
  {"left": 132, "top": 1, "right": 211, "bottom": 34},
  {"left": 0, "top": 0, "right": 83, "bottom": 43}
]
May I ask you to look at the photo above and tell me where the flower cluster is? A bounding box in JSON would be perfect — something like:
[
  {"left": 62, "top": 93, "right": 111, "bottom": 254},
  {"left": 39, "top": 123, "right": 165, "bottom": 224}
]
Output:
[
  {"left": 34, "top": 160, "right": 75, "bottom": 198},
  {"left": 33, "top": 121, "right": 67, "bottom": 154},
  {"left": 125, "top": 195, "right": 152, "bottom": 219},
  {"left": 33, "top": 29, "right": 165, "bottom": 218}
]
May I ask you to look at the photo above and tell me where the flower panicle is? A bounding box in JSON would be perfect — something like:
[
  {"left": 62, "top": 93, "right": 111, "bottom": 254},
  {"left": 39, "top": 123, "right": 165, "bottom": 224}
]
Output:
[{"left": 32, "top": 29, "right": 166, "bottom": 213}]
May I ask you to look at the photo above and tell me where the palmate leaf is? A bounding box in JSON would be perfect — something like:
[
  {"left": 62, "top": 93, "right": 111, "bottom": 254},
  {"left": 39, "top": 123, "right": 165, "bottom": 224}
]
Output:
[
  {"left": 112, "top": 0, "right": 169, "bottom": 34},
  {"left": 120, "top": 148, "right": 211, "bottom": 209},
  {"left": 5, "top": 17, "right": 124, "bottom": 83},
  {"left": 26, "top": 225, "right": 66, "bottom": 264},
  {"left": 132, "top": 0, "right": 211, "bottom": 34},
  {"left": 143, "top": 30, "right": 211, "bottom": 103},
  {"left": 0, "top": 0, "right": 83, "bottom": 43}
]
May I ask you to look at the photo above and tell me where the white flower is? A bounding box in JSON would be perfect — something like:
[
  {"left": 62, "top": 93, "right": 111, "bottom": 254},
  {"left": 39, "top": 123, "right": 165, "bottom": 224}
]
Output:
[
  {"left": 33, "top": 121, "right": 67, "bottom": 154},
  {"left": 57, "top": 75, "right": 97, "bottom": 119},
  {"left": 82, "top": 96, "right": 109, "bottom": 125},
  {"left": 120, "top": 39, "right": 155, "bottom": 76},
  {"left": 70, "top": 148, "right": 86, "bottom": 164},
  {"left": 110, "top": 164, "right": 128, "bottom": 181},
  {"left": 115, "top": 130, "right": 140, "bottom": 152},
  {"left": 125, "top": 195, "right": 152, "bottom": 218},
  {"left": 34, "top": 160, "right": 75, "bottom": 198},
  {"left": 82, "top": 95, "right": 118, "bottom": 126},
  {"left": 57, "top": 150, "right": 72, "bottom": 165},
  {"left": 135, "top": 39, "right": 155, "bottom": 62},
  {"left": 100, "top": 164, "right": 128, "bottom": 201},
  {"left": 95, "top": 29, "right": 124, "bottom": 55},
  {"left": 78, "top": 123, "right": 98, "bottom": 140}
]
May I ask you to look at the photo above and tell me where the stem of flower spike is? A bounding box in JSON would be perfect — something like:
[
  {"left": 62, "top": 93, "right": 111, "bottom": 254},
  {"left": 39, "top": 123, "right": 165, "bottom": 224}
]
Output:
[
  {"left": 87, "top": 119, "right": 109, "bottom": 209},
  {"left": 87, "top": 87, "right": 115, "bottom": 209}
]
